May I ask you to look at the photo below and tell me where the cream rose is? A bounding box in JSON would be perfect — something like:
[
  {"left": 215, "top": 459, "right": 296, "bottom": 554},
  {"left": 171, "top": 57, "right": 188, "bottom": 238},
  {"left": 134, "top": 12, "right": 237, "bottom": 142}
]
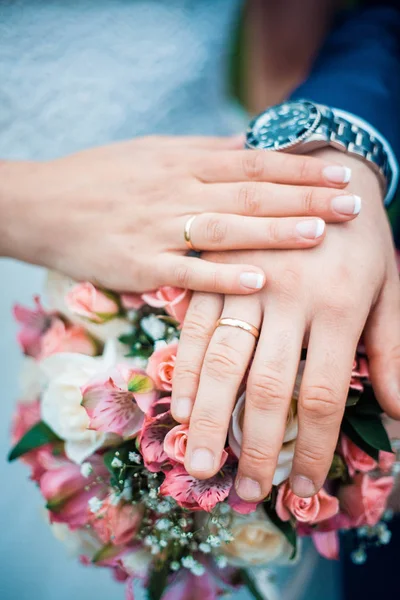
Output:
[
  {"left": 51, "top": 522, "right": 102, "bottom": 559},
  {"left": 40, "top": 342, "right": 121, "bottom": 463},
  {"left": 220, "top": 508, "right": 298, "bottom": 567}
]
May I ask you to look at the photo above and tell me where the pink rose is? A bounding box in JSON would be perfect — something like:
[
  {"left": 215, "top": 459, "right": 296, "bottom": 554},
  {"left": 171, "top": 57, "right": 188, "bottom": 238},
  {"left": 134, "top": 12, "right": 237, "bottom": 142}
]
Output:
[
  {"left": 312, "top": 531, "right": 339, "bottom": 560},
  {"left": 66, "top": 282, "right": 119, "bottom": 323},
  {"left": 164, "top": 424, "right": 189, "bottom": 464},
  {"left": 338, "top": 435, "right": 377, "bottom": 476},
  {"left": 142, "top": 286, "right": 191, "bottom": 324},
  {"left": 40, "top": 457, "right": 108, "bottom": 529},
  {"left": 90, "top": 499, "right": 143, "bottom": 546},
  {"left": 13, "top": 296, "right": 55, "bottom": 358},
  {"left": 39, "top": 319, "right": 96, "bottom": 359},
  {"left": 120, "top": 293, "right": 145, "bottom": 311},
  {"left": 146, "top": 342, "right": 177, "bottom": 391},
  {"left": 339, "top": 474, "right": 394, "bottom": 527},
  {"left": 379, "top": 451, "right": 395, "bottom": 473},
  {"left": 276, "top": 481, "right": 339, "bottom": 524},
  {"left": 350, "top": 355, "right": 369, "bottom": 392}
]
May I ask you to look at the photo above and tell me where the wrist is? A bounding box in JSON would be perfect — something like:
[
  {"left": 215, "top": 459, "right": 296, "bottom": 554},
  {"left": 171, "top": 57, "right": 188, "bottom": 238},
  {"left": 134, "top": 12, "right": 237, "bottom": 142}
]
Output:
[{"left": 0, "top": 160, "right": 47, "bottom": 261}]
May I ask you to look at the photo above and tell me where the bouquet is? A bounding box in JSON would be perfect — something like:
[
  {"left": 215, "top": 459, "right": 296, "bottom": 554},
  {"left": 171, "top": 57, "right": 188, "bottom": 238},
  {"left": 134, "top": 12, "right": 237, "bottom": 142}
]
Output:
[{"left": 9, "top": 271, "right": 399, "bottom": 600}]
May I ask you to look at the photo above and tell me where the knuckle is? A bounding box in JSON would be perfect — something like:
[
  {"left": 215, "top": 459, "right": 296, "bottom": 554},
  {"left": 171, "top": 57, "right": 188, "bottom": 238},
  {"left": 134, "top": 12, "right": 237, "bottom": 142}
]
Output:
[
  {"left": 242, "top": 152, "right": 265, "bottom": 180},
  {"left": 173, "top": 359, "right": 200, "bottom": 383},
  {"left": 191, "top": 414, "right": 222, "bottom": 435},
  {"left": 248, "top": 371, "right": 287, "bottom": 409},
  {"left": 204, "top": 344, "right": 241, "bottom": 380},
  {"left": 301, "top": 187, "right": 318, "bottom": 215},
  {"left": 241, "top": 443, "right": 274, "bottom": 468},
  {"left": 204, "top": 216, "right": 228, "bottom": 245},
  {"left": 297, "top": 156, "right": 313, "bottom": 182},
  {"left": 238, "top": 183, "right": 260, "bottom": 216},
  {"left": 173, "top": 264, "right": 191, "bottom": 288},
  {"left": 265, "top": 218, "right": 281, "bottom": 245},
  {"left": 296, "top": 443, "right": 327, "bottom": 467},
  {"left": 301, "top": 384, "right": 340, "bottom": 419},
  {"left": 269, "top": 266, "right": 303, "bottom": 300},
  {"left": 181, "top": 315, "right": 207, "bottom": 342}
]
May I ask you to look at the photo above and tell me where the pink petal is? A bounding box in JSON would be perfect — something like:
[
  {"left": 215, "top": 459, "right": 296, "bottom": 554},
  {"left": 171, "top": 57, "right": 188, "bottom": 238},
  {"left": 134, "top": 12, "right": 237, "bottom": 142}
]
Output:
[
  {"left": 139, "top": 411, "right": 177, "bottom": 472},
  {"left": 228, "top": 488, "right": 259, "bottom": 514},
  {"left": 82, "top": 378, "right": 144, "bottom": 438},
  {"left": 162, "top": 571, "right": 218, "bottom": 600},
  {"left": 312, "top": 530, "right": 339, "bottom": 560}
]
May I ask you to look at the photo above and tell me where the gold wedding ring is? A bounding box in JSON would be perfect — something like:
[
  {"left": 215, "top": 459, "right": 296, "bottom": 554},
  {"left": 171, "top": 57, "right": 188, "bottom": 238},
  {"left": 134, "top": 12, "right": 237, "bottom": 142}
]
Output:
[
  {"left": 215, "top": 317, "right": 260, "bottom": 339},
  {"left": 184, "top": 215, "right": 197, "bottom": 251}
]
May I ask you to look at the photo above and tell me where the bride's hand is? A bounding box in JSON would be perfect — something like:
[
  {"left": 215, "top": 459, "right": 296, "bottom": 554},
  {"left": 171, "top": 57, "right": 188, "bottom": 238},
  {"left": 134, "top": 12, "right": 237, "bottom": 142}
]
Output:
[
  {"left": 171, "top": 148, "right": 400, "bottom": 501},
  {"left": 0, "top": 136, "right": 357, "bottom": 294}
]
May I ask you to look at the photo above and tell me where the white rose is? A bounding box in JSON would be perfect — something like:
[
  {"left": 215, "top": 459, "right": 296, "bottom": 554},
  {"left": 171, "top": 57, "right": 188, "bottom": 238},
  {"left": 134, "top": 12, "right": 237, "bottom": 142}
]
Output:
[
  {"left": 40, "top": 342, "right": 121, "bottom": 463},
  {"left": 19, "top": 357, "right": 44, "bottom": 402},
  {"left": 220, "top": 508, "right": 298, "bottom": 567},
  {"left": 51, "top": 522, "right": 102, "bottom": 559},
  {"left": 229, "top": 361, "right": 304, "bottom": 486},
  {"left": 45, "top": 270, "right": 131, "bottom": 343}
]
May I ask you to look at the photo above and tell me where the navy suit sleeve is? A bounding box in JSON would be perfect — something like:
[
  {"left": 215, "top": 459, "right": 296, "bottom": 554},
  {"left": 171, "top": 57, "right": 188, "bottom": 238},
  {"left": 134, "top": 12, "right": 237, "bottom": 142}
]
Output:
[{"left": 290, "top": 5, "right": 400, "bottom": 161}]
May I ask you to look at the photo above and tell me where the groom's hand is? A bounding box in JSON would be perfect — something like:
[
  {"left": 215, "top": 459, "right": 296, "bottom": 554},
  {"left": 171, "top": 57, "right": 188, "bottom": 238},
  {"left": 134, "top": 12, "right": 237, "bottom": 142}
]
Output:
[{"left": 171, "top": 148, "right": 400, "bottom": 501}]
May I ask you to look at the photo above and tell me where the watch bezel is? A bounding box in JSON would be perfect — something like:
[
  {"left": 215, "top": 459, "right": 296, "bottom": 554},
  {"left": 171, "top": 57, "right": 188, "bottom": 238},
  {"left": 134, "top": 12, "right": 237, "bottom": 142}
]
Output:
[{"left": 245, "top": 100, "right": 322, "bottom": 151}]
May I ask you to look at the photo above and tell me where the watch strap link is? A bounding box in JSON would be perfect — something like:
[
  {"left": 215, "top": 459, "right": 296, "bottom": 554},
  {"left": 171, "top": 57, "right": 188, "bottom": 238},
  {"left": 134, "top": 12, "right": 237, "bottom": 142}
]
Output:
[{"left": 316, "top": 105, "right": 390, "bottom": 193}]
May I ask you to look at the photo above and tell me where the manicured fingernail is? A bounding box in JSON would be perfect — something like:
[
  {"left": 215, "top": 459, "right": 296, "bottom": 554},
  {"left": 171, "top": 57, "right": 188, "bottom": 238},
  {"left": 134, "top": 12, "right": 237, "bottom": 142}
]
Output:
[
  {"left": 331, "top": 194, "right": 361, "bottom": 215},
  {"left": 235, "top": 476, "right": 262, "bottom": 501},
  {"left": 190, "top": 448, "right": 214, "bottom": 472},
  {"left": 323, "top": 165, "right": 352, "bottom": 184},
  {"left": 240, "top": 272, "right": 265, "bottom": 290},
  {"left": 295, "top": 218, "right": 325, "bottom": 240},
  {"left": 174, "top": 397, "right": 192, "bottom": 420},
  {"left": 291, "top": 475, "right": 316, "bottom": 497}
]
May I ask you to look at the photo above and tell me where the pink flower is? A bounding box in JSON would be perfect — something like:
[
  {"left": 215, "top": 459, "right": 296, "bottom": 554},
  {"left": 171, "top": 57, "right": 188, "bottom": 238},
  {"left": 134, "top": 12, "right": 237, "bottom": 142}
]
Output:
[
  {"left": 338, "top": 435, "right": 377, "bottom": 476},
  {"left": 160, "top": 464, "right": 233, "bottom": 512},
  {"left": 139, "top": 409, "right": 177, "bottom": 472},
  {"left": 350, "top": 355, "right": 369, "bottom": 392},
  {"left": 120, "top": 293, "right": 145, "bottom": 311},
  {"left": 82, "top": 368, "right": 157, "bottom": 438},
  {"left": 142, "top": 286, "right": 191, "bottom": 324},
  {"left": 146, "top": 342, "right": 177, "bottom": 391},
  {"left": 276, "top": 481, "right": 339, "bottom": 524},
  {"left": 39, "top": 319, "right": 96, "bottom": 359},
  {"left": 66, "top": 282, "right": 119, "bottom": 323},
  {"left": 163, "top": 422, "right": 228, "bottom": 469},
  {"left": 312, "top": 531, "right": 339, "bottom": 560},
  {"left": 13, "top": 296, "right": 55, "bottom": 358},
  {"left": 162, "top": 569, "right": 220, "bottom": 600},
  {"left": 379, "top": 451, "right": 395, "bottom": 473},
  {"left": 89, "top": 499, "right": 143, "bottom": 546},
  {"left": 163, "top": 424, "right": 189, "bottom": 464},
  {"left": 227, "top": 488, "right": 259, "bottom": 515},
  {"left": 339, "top": 474, "right": 394, "bottom": 527},
  {"left": 40, "top": 457, "right": 108, "bottom": 529}
]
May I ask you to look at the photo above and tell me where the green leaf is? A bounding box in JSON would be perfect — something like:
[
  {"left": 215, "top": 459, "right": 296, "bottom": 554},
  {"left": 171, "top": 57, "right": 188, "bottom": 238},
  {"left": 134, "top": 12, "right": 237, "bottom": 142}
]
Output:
[
  {"left": 147, "top": 561, "right": 170, "bottom": 600},
  {"left": 239, "top": 569, "right": 266, "bottom": 600},
  {"left": 344, "top": 412, "right": 392, "bottom": 456},
  {"left": 8, "top": 421, "right": 61, "bottom": 462},
  {"left": 263, "top": 502, "right": 297, "bottom": 558},
  {"left": 341, "top": 419, "right": 380, "bottom": 461},
  {"left": 346, "top": 385, "right": 382, "bottom": 417}
]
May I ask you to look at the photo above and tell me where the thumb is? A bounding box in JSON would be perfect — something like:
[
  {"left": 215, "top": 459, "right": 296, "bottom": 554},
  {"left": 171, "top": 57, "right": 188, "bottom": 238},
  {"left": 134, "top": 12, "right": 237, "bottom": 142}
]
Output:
[{"left": 364, "top": 270, "right": 400, "bottom": 419}]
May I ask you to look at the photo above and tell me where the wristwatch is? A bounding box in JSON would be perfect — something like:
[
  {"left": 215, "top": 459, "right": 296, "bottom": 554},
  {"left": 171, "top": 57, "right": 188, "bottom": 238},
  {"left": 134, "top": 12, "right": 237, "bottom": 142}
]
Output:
[{"left": 246, "top": 99, "right": 393, "bottom": 200}]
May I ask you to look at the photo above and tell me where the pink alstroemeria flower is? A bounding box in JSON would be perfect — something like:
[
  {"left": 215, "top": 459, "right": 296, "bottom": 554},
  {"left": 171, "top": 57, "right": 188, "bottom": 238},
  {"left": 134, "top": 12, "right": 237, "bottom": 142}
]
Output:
[
  {"left": 66, "top": 282, "right": 120, "bottom": 324},
  {"left": 312, "top": 530, "right": 340, "bottom": 560},
  {"left": 89, "top": 498, "right": 143, "bottom": 546},
  {"left": 139, "top": 409, "right": 177, "bottom": 472},
  {"left": 142, "top": 286, "right": 191, "bottom": 324},
  {"left": 13, "top": 296, "right": 55, "bottom": 358},
  {"left": 160, "top": 463, "right": 233, "bottom": 512},
  {"left": 339, "top": 473, "right": 394, "bottom": 527},
  {"left": 40, "top": 457, "right": 108, "bottom": 529},
  {"left": 82, "top": 368, "right": 157, "bottom": 439}
]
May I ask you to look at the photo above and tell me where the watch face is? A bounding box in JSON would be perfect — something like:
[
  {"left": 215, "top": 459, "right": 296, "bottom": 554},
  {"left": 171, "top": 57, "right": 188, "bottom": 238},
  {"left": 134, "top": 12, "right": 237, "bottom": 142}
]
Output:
[{"left": 246, "top": 100, "right": 321, "bottom": 151}]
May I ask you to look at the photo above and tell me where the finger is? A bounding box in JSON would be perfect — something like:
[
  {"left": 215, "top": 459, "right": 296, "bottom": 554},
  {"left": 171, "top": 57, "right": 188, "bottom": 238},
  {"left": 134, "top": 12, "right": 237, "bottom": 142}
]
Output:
[
  {"left": 193, "top": 149, "right": 352, "bottom": 188},
  {"left": 235, "top": 308, "right": 305, "bottom": 502},
  {"left": 364, "top": 270, "right": 400, "bottom": 419},
  {"left": 178, "top": 213, "right": 326, "bottom": 251},
  {"left": 171, "top": 292, "right": 223, "bottom": 423},
  {"left": 157, "top": 255, "right": 266, "bottom": 295},
  {"left": 207, "top": 182, "right": 361, "bottom": 222},
  {"left": 184, "top": 297, "right": 261, "bottom": 479},
  {"left": 291, "top": 316, "right": 363, "bottom": 497},
  {"left": 144, "top": 134, "right": 245, "bottom": 150}
]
